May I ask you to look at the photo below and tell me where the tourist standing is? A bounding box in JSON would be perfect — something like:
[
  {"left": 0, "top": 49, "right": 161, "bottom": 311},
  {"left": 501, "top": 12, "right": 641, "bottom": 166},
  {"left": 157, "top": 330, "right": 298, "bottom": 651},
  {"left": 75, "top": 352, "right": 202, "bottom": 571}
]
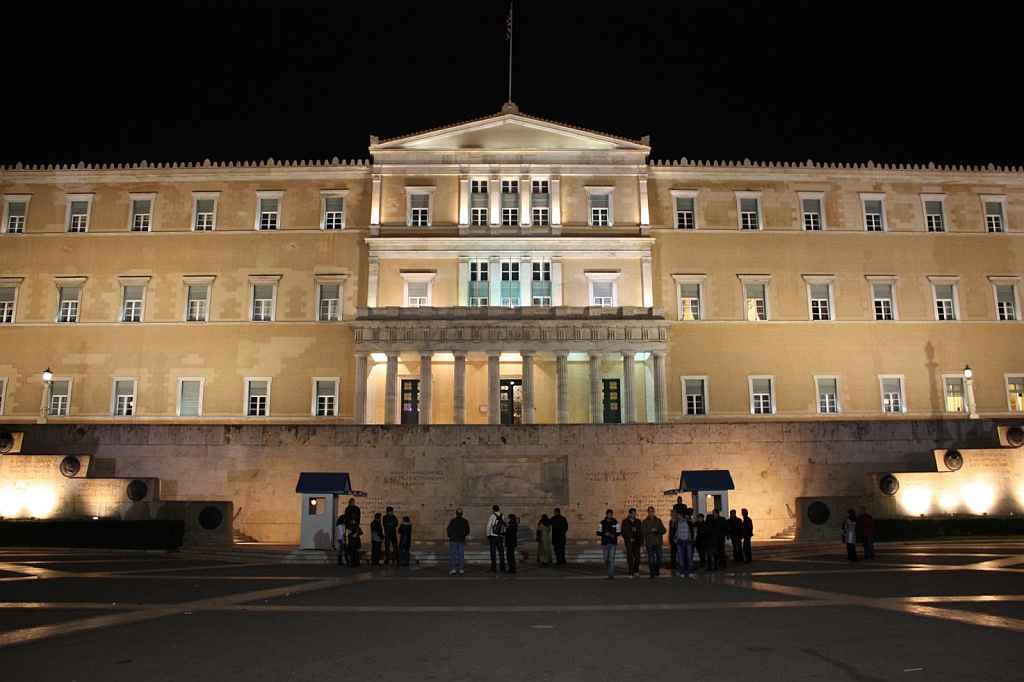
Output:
[
  {"left": 335, "top": 512, "right": 347, "bottom": 566},
  {"left": 550, "top": 508, "right": 569, "bottom": 565},
  {"left": 536, "top": 514, "right": 554, "bottom": 566},
  {"left": 858, "top": 507, "right": 876, "bottom": 559},
  {"left": 346, "top": 521, "right": 362, "bottom": 567},
  {"left": 672, "top": 496, "right": 686, "bottom": 516},
  {"left": 446, "top": 508, "right": 470, "bottom": 575},
  {"left": 383, "top": 506, "right": 399, "bottom": 565},
  {"left": 642, "top": 506, "right": 666, "bottom": 578},
  {"left": 693, "top": 513, "right": 706, "bottom": 569},
  {"left": 505, "top": 513, "right": 519, "bottom": 574},
  {"left": 486, "top": 505, "right": 507, "bottom": 573},
  {"left": 597, "top": 509, "right": 620, "bottom": 579},
  {"left": 673, "top": 510, "right": 694, "bottom": 578},
  {"left": 715, "top": 510, "right": 729, "bottom": 570},
  {"left": 741, "top": 508, "right": 754, "bottom": 563},
  {"left": 668, "top": 512, "right": 678, "bottom": 572},
  {"left": 621, "top": 507, "right": 643, "bottom": 577},
  {"left": 728, "top": 509, "right": 743, "bottom": 563},
  {"left": 344, "top": 497, "right": 361, "bottom": 529},
  {"left": 398, "top": 515, "right": 413, "bottom": 567},
  {"left": 842, "top": 509, "right": 858, "bottom": 562},
  {"left": 370, "top": 512, "right": 384, "bottom": 566},
  {"left": 702, "top": 512, "right": 719, "bottom": 571}
]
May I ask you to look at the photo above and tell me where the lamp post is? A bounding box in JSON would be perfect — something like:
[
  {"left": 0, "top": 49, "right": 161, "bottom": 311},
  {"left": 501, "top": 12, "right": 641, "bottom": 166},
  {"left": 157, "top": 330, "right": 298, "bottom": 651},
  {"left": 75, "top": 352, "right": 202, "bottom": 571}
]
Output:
[
  {"left": 963, "top": 365, "right": 979, "bottom": 420},
  {"left": 39, "top": 367, "right": 53, "bottom": 424}
]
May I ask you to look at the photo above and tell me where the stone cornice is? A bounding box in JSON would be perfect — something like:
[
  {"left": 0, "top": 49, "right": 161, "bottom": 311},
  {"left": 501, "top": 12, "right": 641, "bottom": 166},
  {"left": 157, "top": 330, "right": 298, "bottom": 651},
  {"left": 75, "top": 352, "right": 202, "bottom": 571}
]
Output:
[
  {"left": 649, "top": 164, "right": 1024, "bottom": 184},
  {"left": 366, "top": 236, "right": 654, "bottom": 258},
  {"left": 0, "top": 165, "right": 371, "bottom": 185}
]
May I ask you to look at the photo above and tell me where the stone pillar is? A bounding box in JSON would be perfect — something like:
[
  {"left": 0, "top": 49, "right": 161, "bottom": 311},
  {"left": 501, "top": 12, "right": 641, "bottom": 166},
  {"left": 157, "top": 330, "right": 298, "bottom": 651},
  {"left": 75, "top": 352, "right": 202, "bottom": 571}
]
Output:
[
  {"left": 589, "top": 352, "right": 603, "bottom": 424},
  {"left": 555, "top": 351, "right": 570, "bottom": 424},
  {"left": 652, "top": 351, "right": 667, "bottom": 423},
  {"left": 522, "top": 351, "right": 536, "bottom": 424},
  {"left": 621, "top": 351, "right": 635, "bottom": 424},
  {"left": 419, "top": 352, "right": 432, "bottom": 425},
  {"left": 366, "top": 256, "right": 380, "bottom": 308},
  {"left": 487, "top": 352, "right": 501, "bottom": 424},
  {"left": 638, "top": 174, "right": 650, "bottom": 227},
  {"left": 520, "top": 255, "right": 532, "bottom": 306},
  {"left": 488, "top": 256, "right": 502, "bottom": 306},
  {"left": 641, "top": 256, "right": 654, "bottom": 308},
  {"left": 519, "top": 175, "right": 531, "bottom": 226},
  {"left": 384, "top": 352, "right": 399, "bottom": 425},
  {"left": 489, "top": 176, "right": 501, "bottom": 226},
  {"left": 551, "top": 257, "right": 564, "bottom": 306},
  {"left": 353, "top": 352, "right": 368, "bottom": 424},
  {"left": 457, "top": 257, "right": 470, "bottom": 306},
  {"left": 458, "top": 176, "right": 470, "bottom": 227},
  {"left": 453, "top": 352, "right": 467, "bottom": 424},
  {"left": 550, "top": 176, "right": 562, "bottom": 226},
  {"left": 370, "top": 174, "right": 382, "bottom": 234}
]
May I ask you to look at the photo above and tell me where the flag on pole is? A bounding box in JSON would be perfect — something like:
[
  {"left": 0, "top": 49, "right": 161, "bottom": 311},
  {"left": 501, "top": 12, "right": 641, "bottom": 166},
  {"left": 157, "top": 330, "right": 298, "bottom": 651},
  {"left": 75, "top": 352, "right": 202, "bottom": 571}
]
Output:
[{"left": 506, "top": 1, "right": 513, "bottom": 40}]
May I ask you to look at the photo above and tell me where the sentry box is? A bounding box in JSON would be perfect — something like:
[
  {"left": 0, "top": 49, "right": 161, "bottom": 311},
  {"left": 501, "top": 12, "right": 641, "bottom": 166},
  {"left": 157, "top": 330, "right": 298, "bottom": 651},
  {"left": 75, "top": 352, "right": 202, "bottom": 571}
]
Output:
[
  {"left": 295, "top": 472, "right": 366, "bottom": 550},
  {"left": 664, "top": 469, "right": 735, "bottom": 517}
]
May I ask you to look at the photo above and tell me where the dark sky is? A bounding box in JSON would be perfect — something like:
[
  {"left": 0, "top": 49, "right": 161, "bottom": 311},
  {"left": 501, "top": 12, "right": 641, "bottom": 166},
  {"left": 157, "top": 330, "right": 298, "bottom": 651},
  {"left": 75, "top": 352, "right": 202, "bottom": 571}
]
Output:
[{"left": 5, "top": 2, "right": 1021, "bottom": 167}]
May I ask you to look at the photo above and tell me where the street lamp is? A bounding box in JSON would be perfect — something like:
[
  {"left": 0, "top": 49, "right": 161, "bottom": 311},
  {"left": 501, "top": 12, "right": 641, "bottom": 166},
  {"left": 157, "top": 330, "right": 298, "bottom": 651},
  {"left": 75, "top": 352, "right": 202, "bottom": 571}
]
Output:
[
  {"left": 40, "top": 367, "right": 53, "bottom": 423},
  {"left": 963, "top": 365, "right": 979, "bottom": 420}
]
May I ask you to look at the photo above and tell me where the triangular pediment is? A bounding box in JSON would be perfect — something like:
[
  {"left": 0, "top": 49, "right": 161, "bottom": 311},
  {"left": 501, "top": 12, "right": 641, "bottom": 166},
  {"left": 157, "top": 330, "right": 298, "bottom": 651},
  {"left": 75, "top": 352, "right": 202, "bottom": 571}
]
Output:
[{"left": 370, "top": 110, "right": 649, "bottom": 153}]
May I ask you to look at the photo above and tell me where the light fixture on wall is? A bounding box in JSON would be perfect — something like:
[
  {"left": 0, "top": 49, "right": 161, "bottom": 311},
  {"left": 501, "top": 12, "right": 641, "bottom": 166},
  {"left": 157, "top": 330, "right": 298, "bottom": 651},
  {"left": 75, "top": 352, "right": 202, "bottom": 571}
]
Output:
[
  {"left": 963, "top": 365, "right": 979, "bottom": 420},
  {"left": 39, "top": 367, "right": 54, "bottom": 424}
]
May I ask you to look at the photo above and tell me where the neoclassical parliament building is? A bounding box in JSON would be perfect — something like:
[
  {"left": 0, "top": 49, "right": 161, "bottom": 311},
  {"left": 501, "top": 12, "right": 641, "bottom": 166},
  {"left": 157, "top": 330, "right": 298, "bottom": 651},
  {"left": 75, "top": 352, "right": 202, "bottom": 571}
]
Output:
[{"left": 1, "top": 104, "right": 1022, "bottom": 541}]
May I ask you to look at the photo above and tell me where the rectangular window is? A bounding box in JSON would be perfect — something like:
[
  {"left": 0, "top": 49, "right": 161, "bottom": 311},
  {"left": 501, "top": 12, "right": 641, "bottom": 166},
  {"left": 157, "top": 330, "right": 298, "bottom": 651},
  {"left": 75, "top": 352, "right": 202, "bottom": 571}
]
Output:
[
  {"left": 881, "top": 376, "right": 904, "bottom": 413},
  {"left": 406, "top": 281, "right": 429, "bottom": 307},
  {"left": 809, "top": 283, "right": 831, "bottom": 321},
  {"left": 592, "top": 281, "right": 614, "bottom": 307},
  {"left": 258, "top": 197, "right": 279, "bottom": 230},
  {"left": 801, "top": 197, "right": 823, "bottom": 231},
  {"left": 186, "top": 285, "right": 209, "bottom": 322},
  {"left": 744, "top": 283, "right": 767, "bottom": 320},
  {"left": 995, "top": 284, "right": 1017, "bottom": 321},
  {"left": 194, "top": 197, "right": 216, "bottom": 231},
  {"left": 0, "top": 287, "right": 15, "bottom": 324},
  {"left": 684, "top": 378, "right": 706, "bottom": 416},
  {"left": 4, "top": 199, "right": 27, "bottom": 233},
  {"left": 130, "top": 199, "right": 152, "bottom": 231},
  {"left": 817, "top": 377, "right": 839, "bottom": 414},
  {"left": 112, "top": 379, "right": 136, "bottom": 416},
  {"left": 531, "top": 260, "right": 552, "bottom": 306},
  {"left": 470, "top": 180, "right": 488, "bottom": 226},
  {"left": 531, "top": 180, "right": 550, "bottom": 226},
  {"left": 49, "top": 379, "right": 71, "bottom": 416},
  {"left": 739, "top": 197, "right": 761, "bottom": 230},
  {"left": 500, "top": 260, "right": 520, "bottom": 307},
  {"left": 944, "top": 376, "right": 967, "bottom": 413},
  {"left": 985, "top": 200, "right": 1006, "bottom": 233},
  {"left": 246, "top": 379, "right": 269, "bottom": 416},
  {"left": 314, "top": 379, "right": 338, "bottom": 417},
  {"left": 57, "top": 286, "right": 81, "bottom": 323},
  {"left": 679, "top": 283, "right": 701, "bottom": 320},
  {"left": 924, "top": 199, "right": 945, "bottom": 232},
  {"left": 121, "top": 286, "right": 144, "bottom": 322},
  {"left": 934, "top": 284, "right": 957, "bottom": 321},
  {"left": 501, "top": 180, "right": 519, "bottom": 226},
  {"left": 872, "top": 282, "right": 895, "bottom": 320},
  {"left": 409, "top": 192, "right": 430, "bottom": 226},
  {"left": 178, "top": 379, "right": 203, "bottom": 417},
  {"left": 750, "top": 378, "right": 774, "bottom": 414},
  {"left": 68, "top": 200, "right": 90, "bottom": 232},
  {"left": 318, "top": 283, "right": 340, "bottom": 321},
  {"left": 252, "top": 284, "right": 275, "bottom": 321},
  {"left": 590, "top": 192, "right": 611, "bottom": 226},
  {"left": 675, "top": 196, "right": 695, "bottom": 229},
  {"left": 468, "top": 260, "right": 489, "bottom": 306},
  {"left": 323, "top": 196, "right": 345, "bottom": 230},
  {"left": 864, "top": 199, "right": 885, "bottom": 231},
  {"left": 1008, "top": 376, "right": 1024, "bottom": 413}
]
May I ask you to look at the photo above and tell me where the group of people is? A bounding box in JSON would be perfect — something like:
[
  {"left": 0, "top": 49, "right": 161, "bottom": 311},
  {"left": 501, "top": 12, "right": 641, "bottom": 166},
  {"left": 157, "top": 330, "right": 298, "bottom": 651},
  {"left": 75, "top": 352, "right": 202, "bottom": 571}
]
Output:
[
  {"left": 335, "top": 499, "right": 413, "bottom": 567},
  {"left": 466, "top": 506, "right": 570, "bottom": 575},
  {"left": 841, "top": 507, "right": 876, "bottom": 562}
]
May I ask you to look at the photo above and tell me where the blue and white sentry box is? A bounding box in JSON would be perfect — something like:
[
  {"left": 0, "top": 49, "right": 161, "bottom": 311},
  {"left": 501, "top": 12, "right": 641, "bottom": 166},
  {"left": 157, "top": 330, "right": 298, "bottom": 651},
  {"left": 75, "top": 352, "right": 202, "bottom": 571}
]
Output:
[{"left": 295, "top": 472, "right": 363, "bottom": 550}]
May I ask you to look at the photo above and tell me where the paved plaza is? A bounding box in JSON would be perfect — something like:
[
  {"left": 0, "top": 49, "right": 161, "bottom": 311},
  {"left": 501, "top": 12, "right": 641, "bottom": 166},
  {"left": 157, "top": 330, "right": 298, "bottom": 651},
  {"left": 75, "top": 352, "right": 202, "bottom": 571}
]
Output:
[{"left": 0, "top": 540, "right": 1021, "bottom": 681}]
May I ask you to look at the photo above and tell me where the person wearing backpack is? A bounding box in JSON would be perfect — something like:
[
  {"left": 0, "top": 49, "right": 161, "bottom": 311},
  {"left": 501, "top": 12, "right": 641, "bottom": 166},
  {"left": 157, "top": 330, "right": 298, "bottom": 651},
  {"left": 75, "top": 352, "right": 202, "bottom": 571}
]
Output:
[
  {"left": 383, "top": 506, "right": 399, "bottom": 566},
  {"left": 596, "top": 509, "right": 620, "bottom": 579},
  {"left": 620, "top": 507, "right": 643, "bottom": 577},
  {"left": 505, "top": 513, "right": 519, "bottom": 574},
  {"left": 486, "top": 505, "right": 507, "bottom": 573}
]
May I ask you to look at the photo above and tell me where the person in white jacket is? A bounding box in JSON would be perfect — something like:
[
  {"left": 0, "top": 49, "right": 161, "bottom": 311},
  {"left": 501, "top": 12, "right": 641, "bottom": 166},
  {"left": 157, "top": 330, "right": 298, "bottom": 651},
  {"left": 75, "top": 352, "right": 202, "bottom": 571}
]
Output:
[{"left": 485, "top": 505, "right": 507, "bottom": 572}]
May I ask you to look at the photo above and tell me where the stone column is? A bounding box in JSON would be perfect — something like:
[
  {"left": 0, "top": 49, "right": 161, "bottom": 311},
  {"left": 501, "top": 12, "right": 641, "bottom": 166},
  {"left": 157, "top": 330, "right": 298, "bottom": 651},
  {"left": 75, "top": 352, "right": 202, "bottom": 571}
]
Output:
[
  {"left": 488, "top": 256, "right": 502, "bottom": 306},
  {"left": 453, "top": 352, "right": 467, "bottom": 424},
  {"left": 489, "top": 176, "right": 501, "bottom": 226},
  {"left": 550, "top": 176, "right": 562, "bottom": 226},
  {"left": 652, "top": 351, "right": 667, "bottom": 423},
  {"left": 641, "top": 256, "right": 654, "bottom": 308},
  {"left": 458, "top": 176, "right": 470, "bottom": 227},
  {"left": 551, "top": 257, "right": 564, "bottom": 306},
  {"left": 621, "top": 351, "right": 635, "bottom": 424},
  {"left": 522, "top": 351, "right": 536, "bottom": 424},
  {"left": 366, "top": 256, "right": 380, "bottom": 308},
  {"left": 520, "top": 255, "right": 532, "bottom": 306},
  {"left": 384, "top": 352, "right": 399, "bottom": 425},
  {"left": 589, "top": 352, "right": 603, "bottom": 424},
  {"left": 457, "top": 257, "right": 470, "bottom": 306},
  {"left": 638, "top": 174, "right": 650, "bottom": 227},
  {"left": 487, "top": 352, "right": 501, "bottom": 424},
  {"left": 419, "top": 352, "right": 432, "bottom": 425},
  {"left": 519, "top": 175, "right": 531, "bottom": 226},
  {"left": 353, "top": 352, "right": 368, "bottom": 424},
  {"left": 370, "top": 174, "right": 382, "bottom": 234},
  {"left": 555, "top": 351, "right": 570, "bottom": 424}
]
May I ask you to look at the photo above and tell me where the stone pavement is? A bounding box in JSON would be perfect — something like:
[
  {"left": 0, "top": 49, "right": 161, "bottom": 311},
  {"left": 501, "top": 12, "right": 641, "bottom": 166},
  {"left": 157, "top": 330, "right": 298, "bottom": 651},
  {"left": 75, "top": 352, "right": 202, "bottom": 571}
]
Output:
[{"left": 0, "top": 539, "right": 1021, "bottom": 681}]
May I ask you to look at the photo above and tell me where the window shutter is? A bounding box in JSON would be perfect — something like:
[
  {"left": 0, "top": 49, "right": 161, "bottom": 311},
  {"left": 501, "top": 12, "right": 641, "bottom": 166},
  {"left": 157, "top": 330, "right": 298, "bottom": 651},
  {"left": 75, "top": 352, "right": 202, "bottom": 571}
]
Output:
[
  {"left": 864, "top": 199, "right": 882, "bottom": 214},
  {"left": 996, "top": 285, "right": 1014, "bottom": 304},
  {"left": 187, "top": 285, "right": 207, "bottom": 302},
  {"left": 872, "top": 283, "right": 892, "bottom": 299},
  {"left": 260, "top": 198, "right": 279, "bottom": 213},
  {"left": 882, "top": 378, "right": 901, "bottom": 394},
  {"left": 817, "top": 378, "right": 837, "bottom": 394},
  {"left": 985, "top": 201, "right": 1004, "bottom": 217},
  {"left": 593, "top": 281, "right": 613, "bottom": 299},
  {"left": 924, "top": 200, "right": 943, "bottom": 215},
  {"left": 253, "top": 284, "right": 274, "bottom": 300},
  {"left": 745, "top": 283, "right": 765, "bottom": 299},
  {"left": 679, "top": 283, "right": 699, "bottom": 299},
  {"left": 180, "top": 380, "right": 201, "bottom": 416},
  {"left": 410, "top": 193, "right": 430, "bottom": 209},
  {"left": 676, "top": 196, "right": 694, "bottom": 212},
  {"left": 0, "top": 287, "right": 13, "bottom": 302},
  {"left": 70, "top": 201, "right": 89, "bottom": 215},
  {"left": 407, "top": 281, "right": 428, "bottom": 299},
  {"left": 115, "top": 380, "right": 134, "bottom": 396},
  {"left": 59, "top": 286, "right": 79, "bottom": 303},
  {"left": 810, "top": 284, "right": 829, "bottom": 299},
  {"left": 123, "top": 286, "right": 143, "bottom": 300},
  {"left": 802, "top": 198, "right": 821, "bottom": 214},
  {"left": 8, "top": 202, "right": 25, "bottom": 217},
  {"left": 590, "top": 193, "right": 610, "bottom": 209},
  {"left": 320, "top": 283, "right": 339, "bottom": 300},
  {"left": 324, "top": 196, "right": 343, "bottom": 213},
  {"left": 740, "top": 198, "right": 758, "bottom": 213},
  {"left": 132, "top": 199, "right": 151, "bottom": 214},
  {"left": 196, "top": 199, "right": 215, "bottom": 213},
  {"left": 752, "top": 379, "right": 771, "bottom": 394},
  {"left": 935, "top": 284, "right": 953, "bottom": 299},
  {"left": 685, "top": 379, "right": 703, "bottom": 395},
  {"left": 249, "top": 381, "right": 268, "bottom": 396},
  {"left": 470, "top": 188, "right": 488, "bottom": 208},
  {"left": 316, "top": 380, "right": 335, "bottom": 397},
  {"left": 52, "top": 380, "right": 70, "bottom": 396}
]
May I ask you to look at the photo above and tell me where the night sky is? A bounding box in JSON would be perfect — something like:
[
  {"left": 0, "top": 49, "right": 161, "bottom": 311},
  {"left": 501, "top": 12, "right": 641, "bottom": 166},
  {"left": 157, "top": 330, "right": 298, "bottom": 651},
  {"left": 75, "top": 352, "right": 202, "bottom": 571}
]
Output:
[{"left": 5, "top": 2, "right": 1021, "bottom": 167}]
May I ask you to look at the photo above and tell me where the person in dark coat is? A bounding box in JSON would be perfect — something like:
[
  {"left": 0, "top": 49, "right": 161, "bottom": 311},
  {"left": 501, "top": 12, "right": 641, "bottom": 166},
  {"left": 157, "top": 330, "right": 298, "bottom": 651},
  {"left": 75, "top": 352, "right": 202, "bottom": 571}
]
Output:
[
  {"left": 672, "top": 496, "right": 687, "bottom": 516},
  {"left": 383, "top": 506, "right": 399, "bottom": 565},
  {"left": 549, "top": 508, "right": 569, "bottom": 565},
  {"left": 701, "top": 513, "right": 718, "bottom": 570},
  {"left": 728, "top": 509, "right": 743, "bottom": 562},
  {"left": 370, "top": 512, "right": 384, "bottom": 566},
  {"left": 446, "top": 508, "right": 470, "bottom": 575},
  {"left": 620, "top": 507, "right": 643, "bottom": 577},
  {"left": 397, "top": 515, "right": 413, "bottom": 567},
  {"left": 344, "top": 497, "right": 361, "bottom": 528},
  {"left": 668, "top": 513, "right": 678, "bottom": 571},
  {"left": 857, "top": 507, "right": 875, "bottom": 560},
  {"left": 505, "top": 514, "right": 519, "bottom": 574},
  {"left": 714, "top": 510, "right": 729, "bottom": 570},
  {"left": 346, "top": 521, "right": 362, "bottom": 567},
  {"left": 693, "top": 513, "right": 706, "bottom": 569},
  {"left": 741, "top": 508, "right": 754, "bottom": 563}
]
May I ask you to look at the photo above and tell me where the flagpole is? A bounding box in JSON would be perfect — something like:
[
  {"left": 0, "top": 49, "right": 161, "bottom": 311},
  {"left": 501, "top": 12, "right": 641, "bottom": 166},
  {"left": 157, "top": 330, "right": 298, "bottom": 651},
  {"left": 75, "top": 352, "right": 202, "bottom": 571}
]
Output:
[{"left": 507, "top": 0, "right": 513, "bottom": 103}]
